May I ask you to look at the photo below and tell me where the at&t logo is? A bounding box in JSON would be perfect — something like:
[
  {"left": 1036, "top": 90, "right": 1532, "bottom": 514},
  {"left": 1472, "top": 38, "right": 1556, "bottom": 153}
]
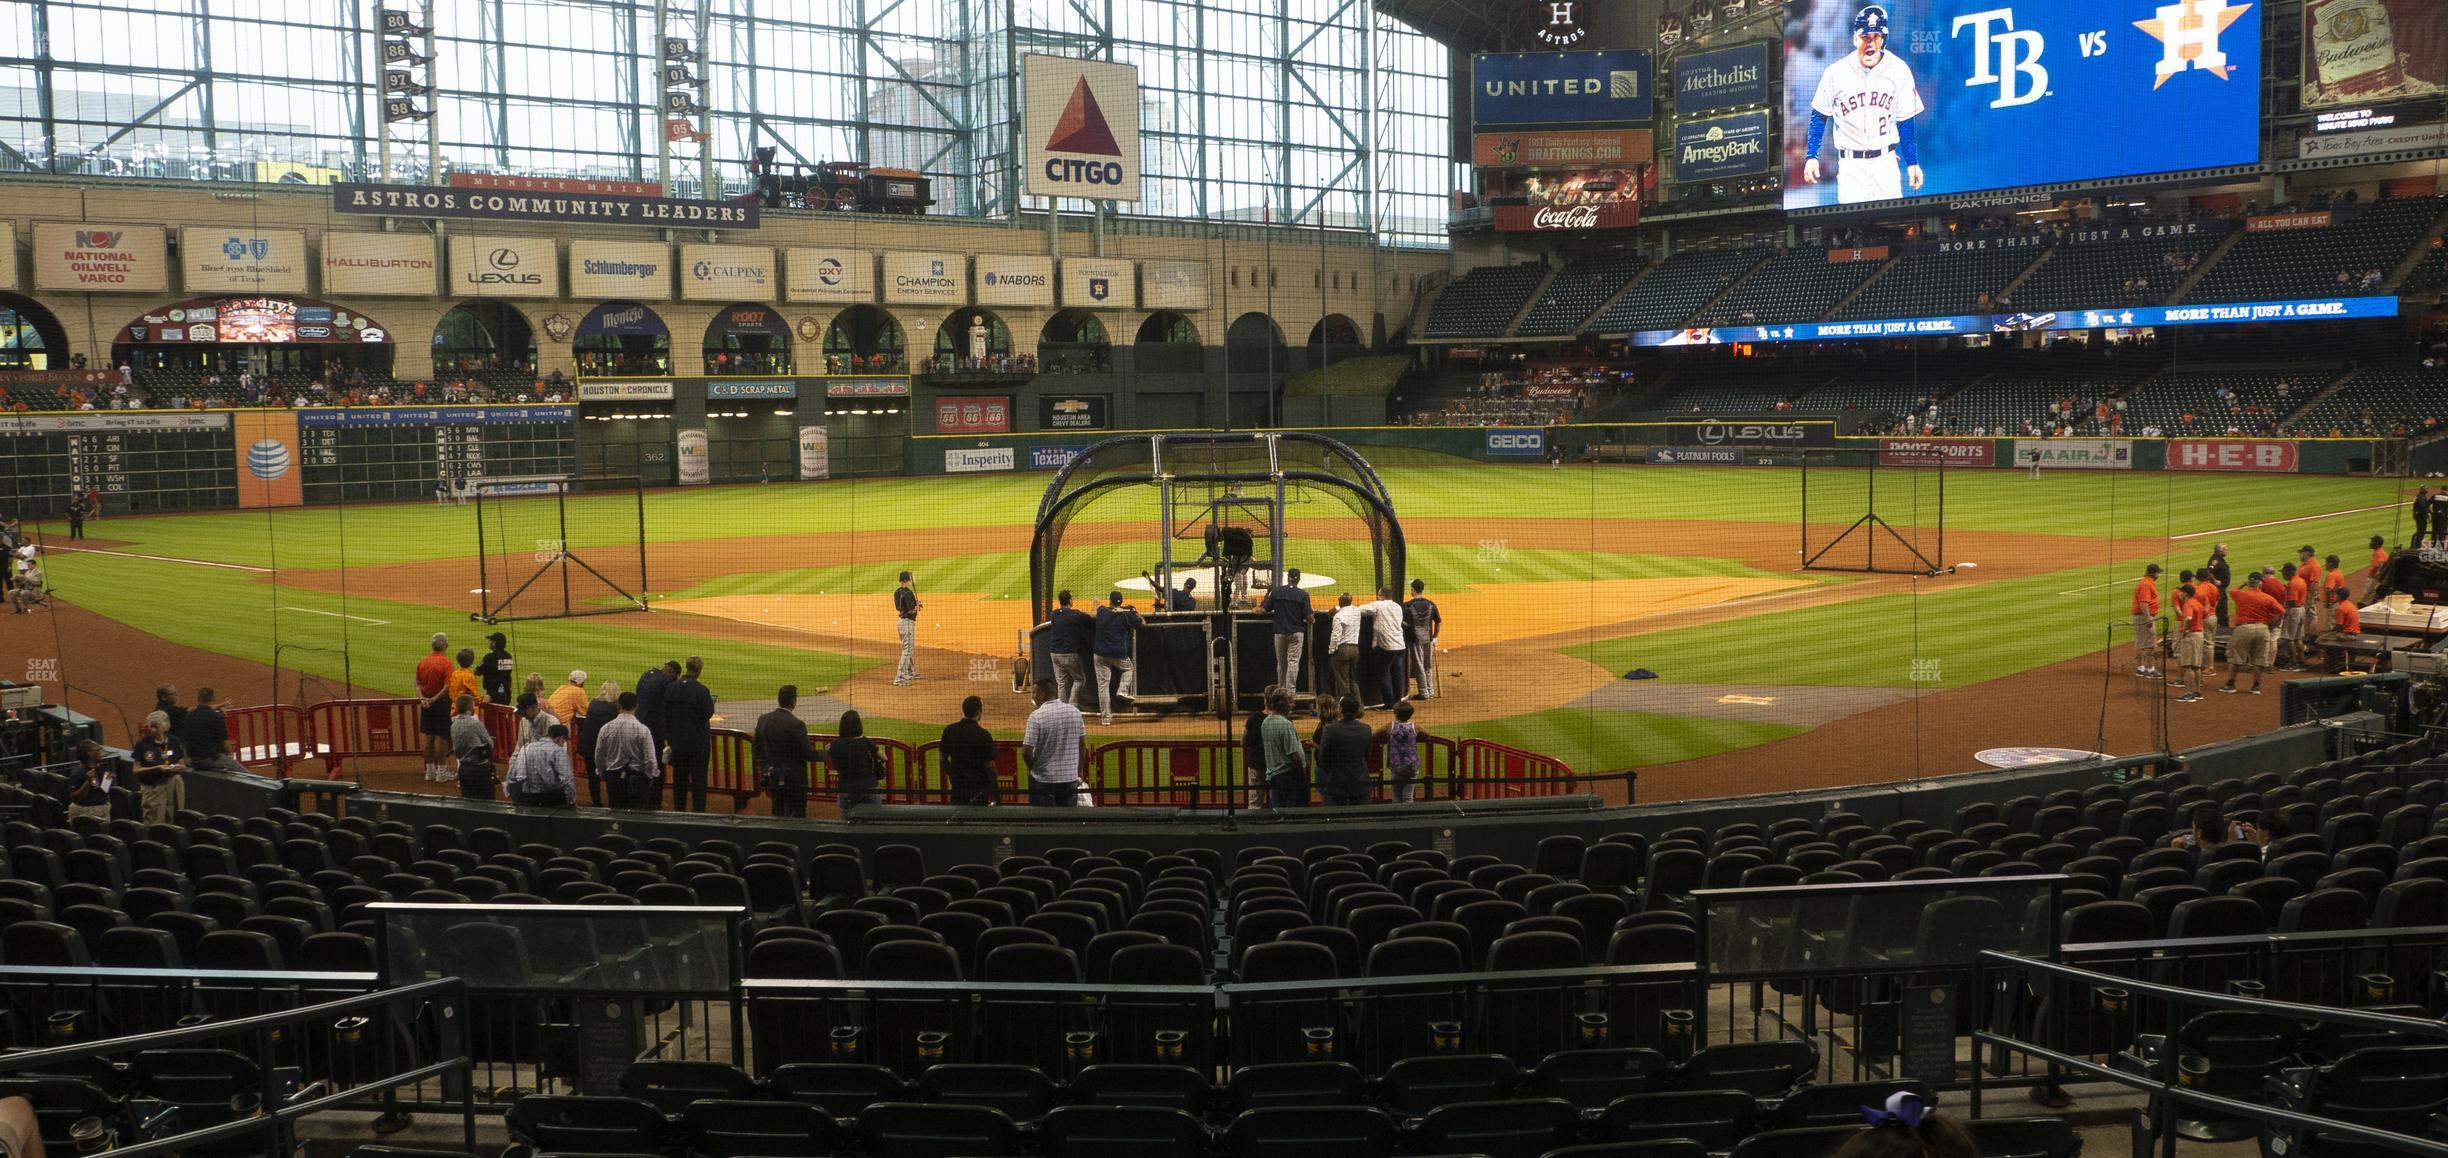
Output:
[{"left": 1953, "top": 9, "right": 2049, "bottom": 108}]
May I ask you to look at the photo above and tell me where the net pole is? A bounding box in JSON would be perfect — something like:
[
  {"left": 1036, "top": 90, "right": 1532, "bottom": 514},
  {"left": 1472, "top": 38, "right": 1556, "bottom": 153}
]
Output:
[
  {"left": 558, "top": 483, "right": 573, "bottom": 618},
  {"left": 474, "top": 483, "right": 492, "bottom": 621},
  {"left": 633, "top": 478, "right": 649, "bottom": 603},
  {"left": 1799, "top": 451, "right": 1809, "bottom": 568},
  {"left": 1866, "top": 453, "right": 1878, "bottom": 573}
]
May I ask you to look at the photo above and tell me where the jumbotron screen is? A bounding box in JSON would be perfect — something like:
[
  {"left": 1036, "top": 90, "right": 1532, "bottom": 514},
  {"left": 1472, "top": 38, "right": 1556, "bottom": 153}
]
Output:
[{"left": 1781, "top": 0, "right": 2263, "bottom": 210}]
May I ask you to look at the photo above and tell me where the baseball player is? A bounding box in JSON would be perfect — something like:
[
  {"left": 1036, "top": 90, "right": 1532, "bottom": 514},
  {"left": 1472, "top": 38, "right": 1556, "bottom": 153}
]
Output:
[{"left": 1803, "top": 6, "right": 1925, "bottom": 205}]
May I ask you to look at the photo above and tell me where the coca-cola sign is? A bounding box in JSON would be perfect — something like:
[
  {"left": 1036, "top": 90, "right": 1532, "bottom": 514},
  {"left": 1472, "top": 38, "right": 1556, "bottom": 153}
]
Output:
[{"left": 1494, "top": 202, "right": 1638, "bottom": 231}]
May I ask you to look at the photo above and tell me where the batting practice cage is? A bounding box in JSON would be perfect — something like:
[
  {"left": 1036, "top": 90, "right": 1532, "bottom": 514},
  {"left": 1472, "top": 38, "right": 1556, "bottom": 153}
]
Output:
[
  {"left": 470, "top": 475, "right": 650, "bottom": 623},
  {"left": 1028, "top": 432, "right": 1405, "bottom": 713},
  {"left": 1799, "top": 448, "right": 1948, "bottom": 576}
]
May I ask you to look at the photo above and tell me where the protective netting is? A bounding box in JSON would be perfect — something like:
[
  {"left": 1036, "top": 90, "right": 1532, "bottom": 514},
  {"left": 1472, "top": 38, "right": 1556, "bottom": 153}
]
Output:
[
  {"left": 1800, "top": 450, "right": 1948, "bottom": 575},
  {"left": 472, "top": 476, "right": 650, "bottom": 623},
  {"left": 1030, "top": 433, "right": 1404, "bottom": 622}
]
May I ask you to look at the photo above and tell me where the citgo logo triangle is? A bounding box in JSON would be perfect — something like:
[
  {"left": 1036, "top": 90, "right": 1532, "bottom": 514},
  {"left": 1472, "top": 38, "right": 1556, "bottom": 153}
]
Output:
[{"left": 1047, "top": 77, "right": 1121, "bottom": 156}]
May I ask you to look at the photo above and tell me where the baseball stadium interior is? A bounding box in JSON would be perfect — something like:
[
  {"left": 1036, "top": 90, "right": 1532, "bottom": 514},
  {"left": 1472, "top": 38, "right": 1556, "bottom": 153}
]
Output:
[{"left": 4, "top": 2, "right": 2448, "bottom": 1158}]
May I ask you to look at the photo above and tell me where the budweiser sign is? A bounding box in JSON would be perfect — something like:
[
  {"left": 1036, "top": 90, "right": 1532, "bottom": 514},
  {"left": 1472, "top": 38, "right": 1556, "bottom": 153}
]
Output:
[{"left": 1495, "top": 202, "right": 1639, "bottom": 231}]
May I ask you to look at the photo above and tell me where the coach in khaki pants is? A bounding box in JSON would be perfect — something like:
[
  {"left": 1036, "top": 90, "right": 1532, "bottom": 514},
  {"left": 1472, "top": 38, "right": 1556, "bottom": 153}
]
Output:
[{"left": 1260, "top": 570, "right": 1311, "bottom": 705}]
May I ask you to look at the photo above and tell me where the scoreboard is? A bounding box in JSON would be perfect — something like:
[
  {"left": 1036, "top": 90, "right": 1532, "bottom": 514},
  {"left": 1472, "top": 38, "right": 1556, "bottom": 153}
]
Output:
[
  {"left": 298, "top": 406, "right": 580, "bottom": 503},
  {"left": 0, "top": 413, "right": 237, "bottom": 514}
]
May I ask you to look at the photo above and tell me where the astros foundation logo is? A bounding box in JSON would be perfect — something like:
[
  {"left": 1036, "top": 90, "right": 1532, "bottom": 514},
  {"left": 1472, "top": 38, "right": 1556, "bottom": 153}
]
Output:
[{"left": 2135, "top": 0, "right": 2251, "bottom": 87}]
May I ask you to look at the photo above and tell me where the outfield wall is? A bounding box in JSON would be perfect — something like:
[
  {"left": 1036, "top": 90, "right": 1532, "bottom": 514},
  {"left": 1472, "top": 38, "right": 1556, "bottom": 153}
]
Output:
[{"left": 0, "top": 406, "right": 2399, "bottom": 515}]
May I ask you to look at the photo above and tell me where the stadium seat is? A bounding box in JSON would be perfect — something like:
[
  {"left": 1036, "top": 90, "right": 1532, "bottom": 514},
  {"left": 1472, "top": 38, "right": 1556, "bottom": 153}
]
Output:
[
  {"left": 855, "top": 1102, "right": 1021, "bottom": 1158},
  {"left": 1415, "top": 1098, "right": 1583, "bottom": 1158}
]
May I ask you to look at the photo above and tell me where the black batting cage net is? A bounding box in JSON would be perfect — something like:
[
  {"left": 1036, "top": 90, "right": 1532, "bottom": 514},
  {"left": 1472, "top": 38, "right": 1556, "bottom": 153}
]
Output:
[
  {"left": 1028, "top": 432, "right": 1405, "bottom": 623},
  {"left": 471, "top": 475, "right": 650, "bottom": 623}
]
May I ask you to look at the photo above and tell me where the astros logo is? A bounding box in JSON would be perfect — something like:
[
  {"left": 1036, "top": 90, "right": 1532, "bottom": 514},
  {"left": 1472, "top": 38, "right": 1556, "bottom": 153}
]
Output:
[{"left": 2134, "top": 0, "right": 2251, "bottom": 88}]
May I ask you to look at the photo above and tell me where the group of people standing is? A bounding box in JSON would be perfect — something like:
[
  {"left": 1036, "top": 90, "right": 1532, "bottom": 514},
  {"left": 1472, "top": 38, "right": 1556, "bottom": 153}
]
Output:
[
  {"left": 2130, "top": 536, "right": 2392, "bottom": 700},
  {"left": 64, "top": 684, "right": 241, "bottom": 826},
  {"left": 1260, "top": 572, "right": 1443, "bottom": 710}
]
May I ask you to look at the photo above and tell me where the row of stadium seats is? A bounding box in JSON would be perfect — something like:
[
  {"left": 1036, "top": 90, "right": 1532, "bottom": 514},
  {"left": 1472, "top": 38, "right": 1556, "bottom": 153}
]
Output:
[
  {"left": 1420, "top": 262, "right": 1551, "bottom": 340},
  {"left": 1516, "top": 254, "right": 1647, "bottom": 338},
  {"left": 2289, "top": 365, "right": 2448, "bottom": 436},
  {"left": 2118, "top": 366, "right": 2334, "bottom": 434},
  {"left": 2184, "top": 196, "right": 2445, "bottom": 303},
  {"left": 1431, "top": 200, "right": 2446, "bottom": 342}
]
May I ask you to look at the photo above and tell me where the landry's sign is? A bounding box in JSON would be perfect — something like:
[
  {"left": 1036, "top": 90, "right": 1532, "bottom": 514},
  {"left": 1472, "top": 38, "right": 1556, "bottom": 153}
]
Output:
[
  {"left": 332, "top": 181, "right": 759, "bottom": 228},
  {"left": 1494, "top": 202, "right": 1639, "bottom": 232}
]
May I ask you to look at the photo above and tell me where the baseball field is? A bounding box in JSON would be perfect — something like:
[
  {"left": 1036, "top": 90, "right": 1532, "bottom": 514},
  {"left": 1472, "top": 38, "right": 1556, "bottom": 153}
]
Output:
[{"left": 4, "top": 450, "right": 2417, "bottom": 802}]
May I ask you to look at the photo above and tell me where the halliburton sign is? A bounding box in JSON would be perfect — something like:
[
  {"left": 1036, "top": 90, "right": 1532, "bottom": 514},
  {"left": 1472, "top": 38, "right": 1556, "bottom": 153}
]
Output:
[
  {"left": 2167, "top": 439, "right": 2301, "bottom": 473},
  {"left": 1879, "top": 438, "right": 1996, "bottom": 467}
]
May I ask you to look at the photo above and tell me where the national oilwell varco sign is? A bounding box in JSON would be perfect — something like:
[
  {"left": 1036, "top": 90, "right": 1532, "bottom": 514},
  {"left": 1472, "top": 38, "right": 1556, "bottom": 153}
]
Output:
[{"left": 1022, "top": 55, "right": 1142, "bottom": 203}]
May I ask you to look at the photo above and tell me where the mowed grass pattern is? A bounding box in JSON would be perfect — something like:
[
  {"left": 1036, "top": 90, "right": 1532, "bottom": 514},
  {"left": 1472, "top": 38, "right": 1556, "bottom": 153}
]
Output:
[{"left": 24, "top": 463, "right": 2420, "bottom": 767}]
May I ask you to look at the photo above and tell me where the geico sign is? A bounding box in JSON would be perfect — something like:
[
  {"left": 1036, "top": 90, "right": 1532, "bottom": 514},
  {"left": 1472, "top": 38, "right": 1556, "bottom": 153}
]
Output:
[
  {"left": 1700, "top": 423, "right": 1805, "bottom": 444},
  {"left": 1044, "top": 158, "right": 1126, "bottom": 186},
  {"left": 2170, "top": 439, "right": 2298, "bottom": 472},
  {"left": 1487, "top": 434, "right": 1545, "bottom": 449}
]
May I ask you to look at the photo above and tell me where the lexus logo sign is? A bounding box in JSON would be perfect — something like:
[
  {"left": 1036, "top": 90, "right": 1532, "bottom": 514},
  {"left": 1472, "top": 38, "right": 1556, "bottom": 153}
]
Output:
[{"left": 1700, "top": 423, "right": 1806, "bottom": 445}]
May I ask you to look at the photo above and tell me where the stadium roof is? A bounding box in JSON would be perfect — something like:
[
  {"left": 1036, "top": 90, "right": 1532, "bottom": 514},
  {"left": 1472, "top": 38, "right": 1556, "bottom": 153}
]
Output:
[{"left": 1378, "top": 0, "right": 1519, "bottom": 53}]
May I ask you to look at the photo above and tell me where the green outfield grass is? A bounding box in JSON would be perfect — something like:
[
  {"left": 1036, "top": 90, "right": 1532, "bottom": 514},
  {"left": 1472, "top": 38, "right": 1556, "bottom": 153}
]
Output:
[{"left": 27, "top": 463, "right": 2417, "bottom": 766}]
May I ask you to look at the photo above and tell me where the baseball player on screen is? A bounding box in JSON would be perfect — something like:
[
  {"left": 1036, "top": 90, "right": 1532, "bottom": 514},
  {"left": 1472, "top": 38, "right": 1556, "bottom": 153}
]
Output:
[{"left": 1802, "top": 6, "right": 1925, "bottom": 204}]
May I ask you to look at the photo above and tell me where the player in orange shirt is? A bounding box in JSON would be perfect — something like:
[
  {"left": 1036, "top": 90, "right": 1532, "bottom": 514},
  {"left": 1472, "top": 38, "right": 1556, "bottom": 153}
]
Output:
[
  {"left": 2317, "top": 586, "right": 2363, "bottom": 672},
  {"left": 2279, "top": 563, "right": 2311, "bottom": 671},
  {"left": 2130, "top": 564, "right": 2162, "bottom": 678},
  {"left": 2173, "top": 584, "right": 2209, "bottom": 702},
  {"left": 2223, "top": 581, "right": 2285, "bottom": 696},
  {"left": 2365, "top": 535, "right": 2390, "bottom": 601},
  {"left": 2298, "top": 547, "right": 2327, "bottom": 633},
  {"left": 415, "top": 633, "right": 455, "bottom": 782}
]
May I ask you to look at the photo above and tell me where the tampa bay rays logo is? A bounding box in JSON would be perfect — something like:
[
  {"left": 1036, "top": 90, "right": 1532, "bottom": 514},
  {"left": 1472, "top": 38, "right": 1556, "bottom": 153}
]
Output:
[
  {"left": 1952, "top": 9, "right": 2048, "bottom": 109},
  {"left": 2135, "top": 0, "right": 2251, "bottom": 88}
]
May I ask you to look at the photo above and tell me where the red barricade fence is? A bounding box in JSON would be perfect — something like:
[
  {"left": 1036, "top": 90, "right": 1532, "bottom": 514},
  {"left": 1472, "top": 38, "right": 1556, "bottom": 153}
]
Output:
[{"left": 224, "top": 696, "right": 1625, "bottom": 805}]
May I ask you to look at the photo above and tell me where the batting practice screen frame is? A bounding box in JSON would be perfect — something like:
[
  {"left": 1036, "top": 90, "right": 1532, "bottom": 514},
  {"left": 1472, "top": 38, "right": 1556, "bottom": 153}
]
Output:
[
  {"left": 471, "top": 475, "right": 651, "bottom": 623},
  {"left": 1799, "top": 449, "right": 1947, "bottom": 576}
]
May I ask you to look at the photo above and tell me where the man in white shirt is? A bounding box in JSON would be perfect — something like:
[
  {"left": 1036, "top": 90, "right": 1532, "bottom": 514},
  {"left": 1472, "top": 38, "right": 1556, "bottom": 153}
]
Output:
[
  {"left": 1367, "top": 588, "right": 1410, "bottom": 710},
  {"left": 505, "top": 723, "right": 576, "bottom": 807},
  {"left": 1020, "top": 678, "right": 1085, "bottom": 807},
  {"left": 1328, "top": 593, "right": 1366, "bottom": 701},
  {"left": 592, "top": 692, "right": 659, "bottom": 810}
]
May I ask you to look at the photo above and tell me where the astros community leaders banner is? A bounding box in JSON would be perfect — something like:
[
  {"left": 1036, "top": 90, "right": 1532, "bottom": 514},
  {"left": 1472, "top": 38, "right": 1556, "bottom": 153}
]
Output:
[
  {"left": 333, "top": 181, "right": 758, "bottom": 228},
  {"left": 1472, "top": 51, "right": 1653, "bottom": 128},
  {"left": 1781, "top": 0, "right": 2262, "bottom": 210},
  {"left": 1021, "top": 55, "right": 1142, "bottom": 203}
]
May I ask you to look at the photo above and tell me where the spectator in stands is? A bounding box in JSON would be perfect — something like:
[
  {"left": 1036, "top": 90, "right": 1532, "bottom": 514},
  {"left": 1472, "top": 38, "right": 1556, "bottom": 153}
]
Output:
[
  {"left": 941, "top": 694, "right": 999, "bottom": 807},
  {"left": 152, "top": 684, "right": 187, "bottom": 735},
  {"left": 663, "top": 655, "right": 716, "bottom": 812},
  {"left": 579, "top": 680, "right": 620, "bottom": 807},
  {"left": 1836, "top": 1093, "right": 1974, "bottom": 1158},
  {"left": 1375, "top": 701, "right": 1427, "bottom": 804},
  {"left": 2171, "top": 802, "right": 2263, "bottom": 851},
  {"left": 1317, "top": 697, "right": 1373, "bottom": 806},
  {"left": 635, "top": 658, "right": 678, "bottom": 772},
  {"left": 132, "top": 710, "right": 188, "bottom": 825},
  {"left": 505, "top": 723, "right": 574, "bottom": 807},
  {"left": 753, "top": 685, "right": 817, "bottom": 819},
  {"left": 1258, "top": 687, "right": 1308, "bottom": 809},
  {"left": 1021, "top": 679, "right": 1085, "bottom": 806},
  {"left": 594, "top": 691, "right": 657, "bottom": 810},
  {"left": 445, "top": 647, "right": 484, "bottom": 712},
  {"left": 65, "top": 740, "right": 114, "bottom": 824},
  {"left": 182, "top": 687, "right": 242, "bottom": 775},
  {"left": 514, "top": 691, "right": 557, "bottom": 750},
  {"left": 450, "top": 694, "right": 496, "bottom": 799},
  {"left": 548, "top": 669, "right": 589, "bottom": 728}
]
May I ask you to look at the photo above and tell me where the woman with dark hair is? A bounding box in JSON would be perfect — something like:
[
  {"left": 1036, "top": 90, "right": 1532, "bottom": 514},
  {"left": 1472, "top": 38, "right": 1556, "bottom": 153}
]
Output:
[
  {"left": 65, "top": 741, "right": 115, "bottom": 824},
  {"left": 828, "top": 710, "right": 882, "bottom": 812},
  {"left": 2170, "top": 802, "right": 2263, "bottom": 850},
  {"left": 1833, "top": 1093, "right": 1975, "bottom": 1158}
]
